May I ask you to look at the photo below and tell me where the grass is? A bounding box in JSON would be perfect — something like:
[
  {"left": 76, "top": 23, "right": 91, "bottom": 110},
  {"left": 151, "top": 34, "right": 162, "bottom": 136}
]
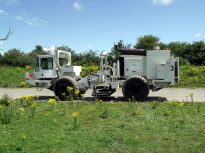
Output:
[
  {"left": 175, "top": 65, "right": 205, "bottom": 88},
  {"left": 1, "top": 65, "right": 205, "bottom": 88},
  {"left": 0, "top": 66, "right": 32, "bottom": 88},
  {"left": 0, "top": 99, "right": 205, "bottom": 153}
]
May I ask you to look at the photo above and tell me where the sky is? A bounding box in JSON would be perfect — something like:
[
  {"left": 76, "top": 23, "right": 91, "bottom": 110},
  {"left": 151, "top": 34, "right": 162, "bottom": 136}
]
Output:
[{"left": 0, "top": 0, "right": 205, "bottom": 53}]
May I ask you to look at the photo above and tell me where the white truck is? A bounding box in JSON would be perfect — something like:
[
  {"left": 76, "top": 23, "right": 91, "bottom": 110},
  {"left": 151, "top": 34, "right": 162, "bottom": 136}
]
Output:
[{"left": 25, "top": 48, "right": 179, "bottom": 101}]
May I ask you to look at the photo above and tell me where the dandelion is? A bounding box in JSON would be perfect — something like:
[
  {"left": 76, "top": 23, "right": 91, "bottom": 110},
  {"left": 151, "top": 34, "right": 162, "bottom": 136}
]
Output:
[
  {"left": 22, "top": 135, "right": 26, "bottom": 140},
  {"left": 7, "top": 100, "right": 12, "bottom": 105},
  {"left": 48, "top": 98, "right": 56, "bottom": 104},
  {"left": 29, "top": 102, "right": 38, "bottom": 118},
  {"left": 71, "top": 111, "right": 80, "bottom": 129},
  {"left": 71, "top": 111, "right": 79, "bottom": 118},
  {"left": 48, "top": 99, "right": 56, "bottom": 111},
  {"left": 23, "top": 96, "right": 31, "bottom": 101},
  {"left": 178, "top": 103, "right": 185, "bottom": 107},
  {"left": 16, "top": 66, "right": 21, "bottom": 72},
  {"left": 67, "top": 86, "right": 73, "bottom": 91},
  {"left": 21, "top": 133, "right": 27, "bottom": 141},
  {"left": 67, "top": 86, "right": 74, "bottom": 101},
  {"left": 20, "top": 82, "right": 27, "bottom": 87},
  {"left": 74, "top": 89, "right": 80, "bottom": 95},
  {"left": 0, "top": 104, "right": 3, "bottom": 110},
  {"left": 25, "top": 65, "right": 31, "bottom": 70},
  {"left": 30, "top": 102, "right": 38, "bottom": 108},
  {"left": 189, "top": 92, "right": 194, "bottom": 104},
  {"left": 19, "top": 108, "right": 25, "bottom": 112}
]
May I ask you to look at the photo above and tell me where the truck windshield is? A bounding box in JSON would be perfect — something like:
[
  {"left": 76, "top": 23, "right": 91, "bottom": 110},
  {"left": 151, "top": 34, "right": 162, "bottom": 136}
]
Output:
[{"left": 40, "top": 58, "right": 53, "bottom": 69}]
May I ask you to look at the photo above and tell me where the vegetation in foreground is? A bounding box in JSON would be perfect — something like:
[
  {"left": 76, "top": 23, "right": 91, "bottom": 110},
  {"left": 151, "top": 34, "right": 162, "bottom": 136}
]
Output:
[
  {"left": 175, "top": 65, "right": 205, "bottom": 88},
  {"left": 0, "top": 66, "right": 32, "bottom": 88},
  {"left": 1, "top": 65, "right": 205, "bottom": 88},
  {"left": 0, "top": 95, "right": 204, "bottom": 153}
]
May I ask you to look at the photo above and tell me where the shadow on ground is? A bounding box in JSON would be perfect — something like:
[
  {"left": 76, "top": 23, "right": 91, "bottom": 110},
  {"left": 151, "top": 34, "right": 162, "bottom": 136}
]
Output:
[{"left": 37, "top": 96, "right": 167, "bottom": 102}]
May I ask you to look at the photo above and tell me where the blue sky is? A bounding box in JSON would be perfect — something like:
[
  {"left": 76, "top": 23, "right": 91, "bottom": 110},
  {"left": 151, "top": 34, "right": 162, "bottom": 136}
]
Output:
[{"left": 0, "top": 0, "right": 205, "bottom": 53}]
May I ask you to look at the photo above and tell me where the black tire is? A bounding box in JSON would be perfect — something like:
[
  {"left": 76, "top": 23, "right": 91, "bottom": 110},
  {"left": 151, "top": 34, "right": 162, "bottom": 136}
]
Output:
[
  {"left": 53, "top": 76, "right": 79, "bottom": 101},
  {"left": 122, "top": 75, "right": 149, "bottom": 101}
]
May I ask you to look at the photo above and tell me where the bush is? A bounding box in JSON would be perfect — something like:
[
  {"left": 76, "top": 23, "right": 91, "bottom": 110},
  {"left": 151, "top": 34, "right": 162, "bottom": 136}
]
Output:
[
  {"left": 81, "top": 65, "right": 99, "bottom": 77},
  {"left": 2, "top": 49, "right": 31, "bottom": 66}
]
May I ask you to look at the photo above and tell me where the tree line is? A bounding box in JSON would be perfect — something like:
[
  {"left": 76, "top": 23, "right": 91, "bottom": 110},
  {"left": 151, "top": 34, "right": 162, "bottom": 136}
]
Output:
[
  {"left": 112, "top": 35, "right": 205, "bottom": 66},
  {"left": 1, "top": 34, "right": 205, "bottom": 67},
  {"left": 0, "top": 45, "right": 100, "bottom": 67}
]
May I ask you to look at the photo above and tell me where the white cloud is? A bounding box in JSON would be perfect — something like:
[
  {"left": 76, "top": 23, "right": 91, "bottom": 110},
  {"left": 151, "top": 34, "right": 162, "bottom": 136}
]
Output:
[
  {"left": 15, "top": 15, "right": 23, "bottom": 21},
  {"left": 152, "top": 0, "right": 173, "bottom": 6},
  {"left": 15, "top": 15, "right": 46, "bottom": 27},
  {"left": 195, "top": 33, "right": 202, "bottom": 37},
  {"left": 4, "top": 0, "right": 20, "bottom": 5},
  {"left": 0, "top": 9, "right": 8, "bottom": 16},
  {"left": 73, "top": 1, "right": 82, "bottom": 11}
]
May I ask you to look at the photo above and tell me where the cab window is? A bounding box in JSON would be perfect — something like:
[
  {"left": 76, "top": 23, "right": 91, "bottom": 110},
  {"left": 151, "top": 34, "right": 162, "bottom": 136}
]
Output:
[{"left": 40, "top": 58, "right": 53, "bottom": 69}]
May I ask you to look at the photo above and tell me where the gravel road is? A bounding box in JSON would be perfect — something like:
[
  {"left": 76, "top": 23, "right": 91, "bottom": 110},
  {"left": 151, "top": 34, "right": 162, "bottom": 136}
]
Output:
[{"left": 0, "top": 88, "right": 204, "bottom": 102}]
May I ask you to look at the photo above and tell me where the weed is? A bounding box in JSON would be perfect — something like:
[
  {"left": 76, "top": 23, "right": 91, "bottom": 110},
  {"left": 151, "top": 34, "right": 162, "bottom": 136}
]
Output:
[
  {"left": 48, "top": 98, "right": 56, "bottom": 111},
  {"left": 100, "top": 106, "right": 108, "bottom": 119},
  {"left": 67, "top": 86, "right": 74, "bottom": 101},
  {"left": 0, "top": 94, "right": 12, "bottom": 106},
  {"left": 71, "top": 111, "right": 79, "bottom": 129}
]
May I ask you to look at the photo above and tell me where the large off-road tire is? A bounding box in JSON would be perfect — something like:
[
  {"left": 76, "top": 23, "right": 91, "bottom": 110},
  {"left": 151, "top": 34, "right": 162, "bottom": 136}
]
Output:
[
  {"left": 53, "top": 76, "right": 79, "bottom": 101},
  {"left": 122, "top": 75, "right": 149, "bottom": 101}
]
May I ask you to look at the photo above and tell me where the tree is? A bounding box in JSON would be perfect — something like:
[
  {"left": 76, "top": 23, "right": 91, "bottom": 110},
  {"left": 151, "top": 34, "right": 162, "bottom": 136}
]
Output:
[
  {"left": 159, "top": 42, "right": 168, "bottom": 50},
  {"left": 28, "top": 45, "right": 48, "bottom": 65},
  {"left": 57, "top": 46, "right": 100, "bottom": 66},
  {"left": 134, "top": 35, "right": 160, "bottom": 50},
  {"left": 168, "top": 42, "right": 188, "bottom": 56},
  {"left": 184, "top": 41, "right": 205, "bottom": 66},
  {"left": 77, "top": 50, "right": 100, "bottom": 66},
  {"left": 108, "top": 40, "right": 131, "bottom": 63},
  {"left": 0, "top": 28, "right": 13, "bottom": 41},
  {"left": 3, "top": 48, "right": 30, "bottom": 66}
]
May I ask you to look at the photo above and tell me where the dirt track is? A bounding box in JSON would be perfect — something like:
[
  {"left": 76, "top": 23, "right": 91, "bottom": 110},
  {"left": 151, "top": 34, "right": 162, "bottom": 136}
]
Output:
[{"left": 0, "top": 88, "right": 205, "bottom": 102}]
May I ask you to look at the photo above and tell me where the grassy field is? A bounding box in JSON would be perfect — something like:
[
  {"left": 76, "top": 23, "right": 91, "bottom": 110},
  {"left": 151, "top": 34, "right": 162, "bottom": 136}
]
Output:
[
  {"left": 0, "top": 66, "right": 32, "bottom": 88},
  {"left": 0, "top": 65, "right": 205, "bottom": 88},
  {"left": 0, "top": 97, "right": 205, "bottom": 153}
]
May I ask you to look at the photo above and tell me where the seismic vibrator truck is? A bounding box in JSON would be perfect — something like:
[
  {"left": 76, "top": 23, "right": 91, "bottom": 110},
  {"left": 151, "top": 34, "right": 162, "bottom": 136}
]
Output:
[{"left": 25, "top": 47, "right": 179, "bottom": 101}]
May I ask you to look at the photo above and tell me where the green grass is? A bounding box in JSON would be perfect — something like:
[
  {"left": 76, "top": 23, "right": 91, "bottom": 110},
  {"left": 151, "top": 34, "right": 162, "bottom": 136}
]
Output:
[
  {"left": 0, "top": 100, "right": 205, "bottom": 153},
  {"left": 0, "top": 66, "right": 32, "bottom": 87},
  {"left": 1, "top": 65, "right": 205, "bottom": 88}
]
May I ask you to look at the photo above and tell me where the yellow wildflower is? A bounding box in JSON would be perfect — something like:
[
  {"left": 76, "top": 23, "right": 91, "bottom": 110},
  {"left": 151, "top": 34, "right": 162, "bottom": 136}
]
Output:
[
  {"left": 23, "top": 96, "right": 32, "bottom": 101},
  {"left": 7, "top": 100, "right": 12, "bottom": 104},
  {"left": 48, "top": 98, "right": 56, "bottom": 104},
  {"left": 20, "top": 82, "right": 27, "bottom": 87},
  {"left": 21, "top": 133, "right": 27, "bottom": 141},
  {"left": 19, "top": 108, "right": 25, "bottom": 112},
  {"left": 25, "top": 65, "right": 31, "bottom": 70},
  {"left": 30, "top": 102, "right": 38, "bottom": 108},
  {"left": 178, "top": 103, "right": 184, "bottom": 107},
  {"left": 189, "top": 92, "right": 193, "bottom": 97},
  {"left": 0, "top": 104, "right": 3, "bottom": 109},
  {"left": 67, "top": 86, "right": 73, "bottom": 91},
  {"left": 71, "top": 111, "right": 79, "bottom": 118},
  {"left": 16, "top": 66, "right": 21, "bottom": 71},
  {"left": 74, "top": 89, "right": 80, "bottom": 95}
]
